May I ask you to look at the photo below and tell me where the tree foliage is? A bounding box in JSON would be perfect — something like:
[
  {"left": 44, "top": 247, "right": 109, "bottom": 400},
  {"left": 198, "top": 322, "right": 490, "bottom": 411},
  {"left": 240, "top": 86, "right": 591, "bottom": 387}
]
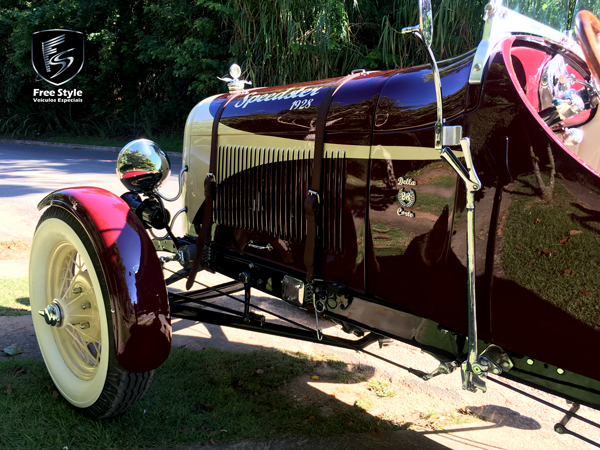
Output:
[{"left": 0, "top": 0, "right": 568, "bottom": 139}]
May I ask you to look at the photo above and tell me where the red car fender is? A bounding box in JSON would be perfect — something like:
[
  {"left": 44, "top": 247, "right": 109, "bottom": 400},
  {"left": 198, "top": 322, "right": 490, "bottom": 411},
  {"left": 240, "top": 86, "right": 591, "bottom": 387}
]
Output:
[{"left": 37, "top": 187, "right": 171, "bottom": 372}]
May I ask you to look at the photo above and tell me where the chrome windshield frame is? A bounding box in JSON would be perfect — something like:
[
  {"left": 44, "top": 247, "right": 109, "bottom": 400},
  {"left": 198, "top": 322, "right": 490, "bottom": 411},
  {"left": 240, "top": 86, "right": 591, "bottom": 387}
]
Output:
[{"left": 469, "top": 0, "right": 584, "bottom": 84}]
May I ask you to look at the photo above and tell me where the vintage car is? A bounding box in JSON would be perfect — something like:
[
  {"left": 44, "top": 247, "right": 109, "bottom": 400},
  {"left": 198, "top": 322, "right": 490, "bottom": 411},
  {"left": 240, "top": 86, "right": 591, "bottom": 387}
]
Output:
[{"left": 28, "top": 0, "right": 600, "bottom": 443}]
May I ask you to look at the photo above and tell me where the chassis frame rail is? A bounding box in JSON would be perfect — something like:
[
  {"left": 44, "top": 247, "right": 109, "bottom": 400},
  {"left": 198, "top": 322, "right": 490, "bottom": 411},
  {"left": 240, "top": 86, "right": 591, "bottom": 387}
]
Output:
[{"left": 167, "top": 279, "right": 427, "bottom": 377}]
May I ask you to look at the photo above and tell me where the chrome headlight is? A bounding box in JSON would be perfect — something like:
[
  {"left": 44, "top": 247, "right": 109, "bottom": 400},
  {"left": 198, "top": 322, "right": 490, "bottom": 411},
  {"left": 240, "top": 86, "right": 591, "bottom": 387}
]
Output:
[{"left": 117, "top": 139, "right": 171, "bottom": 192}]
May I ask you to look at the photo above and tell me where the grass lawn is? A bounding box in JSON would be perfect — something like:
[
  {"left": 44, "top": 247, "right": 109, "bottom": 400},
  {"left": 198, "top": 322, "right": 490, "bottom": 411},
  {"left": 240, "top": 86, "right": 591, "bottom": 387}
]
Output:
[
  {"left": 372, "top": 223, "right": 412, "bottom": 257},
  {"left": 0, "top": 279, "right": 407, "bottom": 448},
  {"left": 0, "top": 278, "right": 29, "bottom": 316},
  {"left": 0, "top": 348, "right": 405, "bottom": 449},
  {"left": 503, "top": 175, "right": 600, "bottom": 330},
  {"left": 428, "top": 175, "right": 456, "bottom": 189}
]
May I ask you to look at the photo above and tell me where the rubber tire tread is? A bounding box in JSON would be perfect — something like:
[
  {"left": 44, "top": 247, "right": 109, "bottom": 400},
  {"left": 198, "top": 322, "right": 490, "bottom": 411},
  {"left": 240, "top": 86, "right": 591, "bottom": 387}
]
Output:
[
  {"left": 37, "top": 207, "right": 154, "bottom": 420},
  {"left": 83, "top": 366, "right": 154, "bottom": 419}
]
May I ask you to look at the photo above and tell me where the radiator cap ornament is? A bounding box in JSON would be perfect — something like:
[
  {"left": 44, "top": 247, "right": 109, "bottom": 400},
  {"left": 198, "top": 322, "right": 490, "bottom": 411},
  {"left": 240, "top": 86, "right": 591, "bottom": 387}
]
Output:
[
  {"left": 117, "top": 139, "right": 171, "bottom": 192},
  {"left": 218, "top": 63, "right": 252, "bottom": 93}
]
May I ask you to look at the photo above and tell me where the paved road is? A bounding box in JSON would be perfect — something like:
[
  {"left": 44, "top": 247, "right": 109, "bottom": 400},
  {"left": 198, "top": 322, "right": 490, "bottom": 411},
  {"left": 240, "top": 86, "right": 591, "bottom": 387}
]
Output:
[{"left": 0, "top": 142, "right": 183, "bottom": 243}]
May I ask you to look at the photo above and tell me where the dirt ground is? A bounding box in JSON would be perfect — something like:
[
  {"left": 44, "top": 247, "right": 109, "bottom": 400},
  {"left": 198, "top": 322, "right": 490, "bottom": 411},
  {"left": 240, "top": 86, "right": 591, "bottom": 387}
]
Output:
[
  {"left": 0, "top": 240, "right": 29, "bottom": 260},
  {"left": 4, "top": 255, "right": 600, "bottom": 449}
]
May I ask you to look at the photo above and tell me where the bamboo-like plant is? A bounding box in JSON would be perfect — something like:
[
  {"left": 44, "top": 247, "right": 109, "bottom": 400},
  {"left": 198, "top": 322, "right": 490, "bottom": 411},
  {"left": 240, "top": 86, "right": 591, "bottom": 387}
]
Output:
[
  {"left": 226, "top": 0, "right": 488, "bottom": 86},
  {"left": 225, "top": 0, "right": 362, "bottom": 86}
]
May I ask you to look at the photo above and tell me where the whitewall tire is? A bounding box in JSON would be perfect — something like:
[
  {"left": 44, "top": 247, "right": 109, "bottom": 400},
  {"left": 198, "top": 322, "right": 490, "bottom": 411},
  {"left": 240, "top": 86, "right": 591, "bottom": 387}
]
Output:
[{"left": 30, "top": 207, "right": 153, "bottom": 418}]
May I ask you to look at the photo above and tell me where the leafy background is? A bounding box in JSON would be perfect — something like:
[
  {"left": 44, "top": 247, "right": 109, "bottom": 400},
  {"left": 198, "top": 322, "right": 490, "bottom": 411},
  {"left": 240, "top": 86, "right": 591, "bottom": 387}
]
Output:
[{"left": 0, "top": 0, "right": 586, "bottom": 141}]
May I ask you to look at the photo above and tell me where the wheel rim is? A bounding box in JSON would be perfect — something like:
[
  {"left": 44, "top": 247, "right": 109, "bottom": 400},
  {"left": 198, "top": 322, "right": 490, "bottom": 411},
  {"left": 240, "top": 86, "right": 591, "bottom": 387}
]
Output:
[
  {"left": 41, "top": 241, "right": 102, "bottom": 381},
  {"left": 30, "top": 215, "right": 110, "bottom": 408}
]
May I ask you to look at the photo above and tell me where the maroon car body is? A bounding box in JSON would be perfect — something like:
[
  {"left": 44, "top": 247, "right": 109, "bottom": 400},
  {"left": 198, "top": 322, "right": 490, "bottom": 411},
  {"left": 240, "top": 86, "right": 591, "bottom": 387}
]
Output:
[
  {"left": 37, "top": 187, "right": 171, "bottom": 372},
  {"left": 30, "top": 0, "right": 600, "bottom": 432},
  {"left": 178, "top": 26, "right": 600, "bottom": 409}
]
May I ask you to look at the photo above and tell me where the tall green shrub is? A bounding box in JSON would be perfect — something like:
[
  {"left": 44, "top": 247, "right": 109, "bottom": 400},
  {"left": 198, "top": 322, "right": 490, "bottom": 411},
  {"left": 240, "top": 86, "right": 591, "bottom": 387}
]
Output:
[{"left": 0, "top": 0, "right": 493, "bottom": 138}]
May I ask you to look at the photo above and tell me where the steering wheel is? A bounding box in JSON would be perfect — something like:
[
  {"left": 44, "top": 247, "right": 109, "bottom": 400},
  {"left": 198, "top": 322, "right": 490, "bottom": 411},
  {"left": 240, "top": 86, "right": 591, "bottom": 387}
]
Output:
[{"left": 575, "top": 10, "right": 600, "bottom": 84}]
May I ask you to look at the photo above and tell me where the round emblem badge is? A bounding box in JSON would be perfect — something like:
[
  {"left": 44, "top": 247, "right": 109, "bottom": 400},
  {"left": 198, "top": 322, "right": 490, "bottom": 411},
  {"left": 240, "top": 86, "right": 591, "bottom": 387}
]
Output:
[{"left": 397, "top": 188, "right": 416, "bottom": 208}]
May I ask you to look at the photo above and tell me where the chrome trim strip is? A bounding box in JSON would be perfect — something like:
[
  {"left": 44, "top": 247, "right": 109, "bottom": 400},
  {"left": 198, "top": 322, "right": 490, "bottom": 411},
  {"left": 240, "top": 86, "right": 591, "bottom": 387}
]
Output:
[{"left": 470, "top": 2, "right": 582, "bottom": 85}]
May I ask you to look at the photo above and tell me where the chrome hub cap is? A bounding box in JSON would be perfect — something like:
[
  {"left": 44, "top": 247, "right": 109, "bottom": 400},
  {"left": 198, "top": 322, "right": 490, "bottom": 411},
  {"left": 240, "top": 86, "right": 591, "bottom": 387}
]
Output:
[{"left": 38, "top": 300, "right": 63, "bottom": 327}]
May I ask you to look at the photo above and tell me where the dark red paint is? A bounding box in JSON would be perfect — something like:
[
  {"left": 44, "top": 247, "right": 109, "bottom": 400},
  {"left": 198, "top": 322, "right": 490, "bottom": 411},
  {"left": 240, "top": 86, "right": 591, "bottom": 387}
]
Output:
[
  {"left": 468, "top": 36, "right": 600, "bottom": 381},
  {"left": 38, "top": 187, "right": 171, "bottom": 373},
  {"left": 195, "top": 33, "right": 600, "bottom": 406}
]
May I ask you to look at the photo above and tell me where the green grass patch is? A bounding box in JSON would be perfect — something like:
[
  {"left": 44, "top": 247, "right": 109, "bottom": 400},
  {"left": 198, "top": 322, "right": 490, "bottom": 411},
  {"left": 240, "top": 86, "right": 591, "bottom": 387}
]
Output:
[
  {"left": 0, "top": 348, "right": 402, "bottom": 449},
  {"left": 353, "top": 397, "right": 375, "bottom": 412},
  {"left": 412, "top": 192, "right": 449, "bottom": 215},
  {"left": 372, "top": 223, "right": 412, "bottom": 257},
  {"left": 503, "top": 175, "right": 600, "bottom": 330},
  {"left": 427, "top": 175, "right": 456, "bottom": 189},
  {"left": 43, "top": 135, "right": 129, "bottom": 148},
  {"left": 0, "top": 278, "right": 29, "bottom": 316},
  {"left": 368, "top": 379, "right": 396, "bottom": 398},
  {"left": 419, "top": 407, "right": 482, "bottom": 429}
]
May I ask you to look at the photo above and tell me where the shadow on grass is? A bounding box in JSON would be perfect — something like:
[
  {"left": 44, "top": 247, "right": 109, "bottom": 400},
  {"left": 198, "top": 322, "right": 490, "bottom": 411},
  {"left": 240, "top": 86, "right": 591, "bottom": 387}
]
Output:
[
  {"left": 0, "top": 341, "right": 441, "bottom": 449},
  {"left": 0, "top": 295, "right": 32, "bottom": 316},
  {"left": 502, "top": 177, "right": 539, "bottom": 198},
  {"left": 15, "top": 297, "right": 29, "bottom": 308},
  {"left": 0, "top": 278, "right": 30, "bottom": 316},
  {"left": 570, "top": 202, "right": 600, "bottom": 235}
]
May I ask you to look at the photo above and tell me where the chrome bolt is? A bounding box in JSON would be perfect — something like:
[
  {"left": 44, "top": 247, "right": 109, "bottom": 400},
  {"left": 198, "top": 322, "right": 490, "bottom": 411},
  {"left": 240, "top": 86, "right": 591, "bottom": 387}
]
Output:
[
  {"left": 111, "top": 309, "right": 116, "bottom": 314},
  {"left": 248, "top": 263, "right": 254, "bottom": 269},
  {"left": 80, "top": 322, "right": 90, "bottom": 330},
  {"left": 493, "top": 369, "right": 500, "bottom": 374},
  {"left": 527, "top": 359, "right": 534, "bottom": 365},
  {"left": 502, "top": 362, "right": 510, "bottom": 368},
  {"left": 474, "top": 63, "right": 482, "bottom": 72},
  {"left": 72, "top": 286, "right": 83, "bottom": 295},
  {"left": 81, "top": 302, "right": 91, "bottom": 310},
  {"left": 557, "top": 368, "right": 565, "bottom": 375},
  {"left": 39, "top": 302, "right": 63, "bottom": 327}
]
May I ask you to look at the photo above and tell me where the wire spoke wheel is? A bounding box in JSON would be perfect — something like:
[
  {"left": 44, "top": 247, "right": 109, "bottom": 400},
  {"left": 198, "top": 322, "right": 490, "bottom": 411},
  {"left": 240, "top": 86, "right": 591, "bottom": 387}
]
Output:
[
  {"left": 30, "top": 207, "right": 153, "bottom": 419},
  {"left": 46, "top": 244, "right": 102, "bottom": 381}
]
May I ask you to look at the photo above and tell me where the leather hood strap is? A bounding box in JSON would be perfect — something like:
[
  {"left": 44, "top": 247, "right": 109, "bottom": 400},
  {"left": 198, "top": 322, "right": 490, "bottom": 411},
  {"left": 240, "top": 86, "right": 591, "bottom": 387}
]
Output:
[
  {"left": 186, "top": 93, "right": 239, "bottom": 290},
  {"left": 304, "top": 72, "right": 361, "bottom": 282}
]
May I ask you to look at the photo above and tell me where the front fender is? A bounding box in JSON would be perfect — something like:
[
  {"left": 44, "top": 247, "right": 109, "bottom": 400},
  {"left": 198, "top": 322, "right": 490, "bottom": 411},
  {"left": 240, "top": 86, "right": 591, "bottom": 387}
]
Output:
[{"left": 38, "top": 187, "right": 171, "bottom": 372}]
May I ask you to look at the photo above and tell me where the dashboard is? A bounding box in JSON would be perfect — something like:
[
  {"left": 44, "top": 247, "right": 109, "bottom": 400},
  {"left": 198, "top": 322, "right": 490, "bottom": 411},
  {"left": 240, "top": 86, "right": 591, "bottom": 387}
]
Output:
[{"left": 503, "top": 37, "right": 600, "bottom": 174}]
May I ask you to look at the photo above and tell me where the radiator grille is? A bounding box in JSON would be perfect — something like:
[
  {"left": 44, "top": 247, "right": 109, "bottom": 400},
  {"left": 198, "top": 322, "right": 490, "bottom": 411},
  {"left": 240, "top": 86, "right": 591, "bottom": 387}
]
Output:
[{"left": 214, "top": 146, "right": 345, "bottom": 253}]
